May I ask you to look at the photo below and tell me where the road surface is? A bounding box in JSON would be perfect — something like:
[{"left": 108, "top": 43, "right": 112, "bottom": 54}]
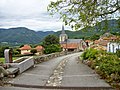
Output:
[{"left": 0, "top": 52, "right": 113, "bottom": 90}]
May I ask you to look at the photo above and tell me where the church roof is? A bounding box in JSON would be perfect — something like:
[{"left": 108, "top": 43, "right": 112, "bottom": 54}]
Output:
[
  {"left": 67, "top": 39, "right": 82, "bottom": 43},
  {"left": 61, "top": 43, "right": 79, "bottom": 49},
  {"left": 60, "top": 39, "right": 83, "bottom": 44}
]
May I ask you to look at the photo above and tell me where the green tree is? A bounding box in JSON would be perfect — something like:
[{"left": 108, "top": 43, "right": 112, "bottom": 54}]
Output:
[
  {"left": 48, "top": 0, "right": 120, "bottom": 30},
  {"left": 0, "top": 46, "right": 9, "bottom": 57},
  {"left": 116, "top": 49, "right": 120, "bottom": 58},
  {"left": 42, "top": 35, "right": 61, "bottom": 54},
  {"left": 31, "top": 49, "right": 37, "bottom": 55},
  {"left": 44, "top": 44, "right": 61, "bottom": 54},
  {"left": 19, "top": 45, "right": 24, "bottom": 48},
  {"left": 90, "top": 34, "right": 100, "bottom": 40},
  {"left": 43, "top": 34, "right": 59, "bottom": 47}
]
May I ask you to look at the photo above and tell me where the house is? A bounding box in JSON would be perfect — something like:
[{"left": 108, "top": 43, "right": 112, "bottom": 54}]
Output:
[
  {"left": 59, "top": 26, "right": 87, "bottom": 51},
  {"left": 107, "top": 42, "right": 120, "bottom": 53},
  {"left": 20, "top": 44, "right": 32, "bottom": 55},
  {"left": 20, "top": 45, "right": 44, "bottom": 55},
  {"left": 92, "top": 33, "right": 119, "bottom": 51},
  {"left": 35, "top": 46, "right": 44, "bottom": 55}
]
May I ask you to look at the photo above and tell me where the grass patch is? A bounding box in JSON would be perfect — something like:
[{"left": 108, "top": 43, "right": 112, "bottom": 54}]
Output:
[
  {"left": 0, "top": 57, "right": 19, "bottom": 63},
  {"left": 0, "top": 58, "right": 5, "bottom": 63}
]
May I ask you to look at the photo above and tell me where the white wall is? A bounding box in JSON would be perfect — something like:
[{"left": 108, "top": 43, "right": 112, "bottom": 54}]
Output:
[
  {"left": 107, "top": 42, "right": 120, "bottom": 53},
  {"left": 21, "top": 50, "right": 31, "bottom": 55}
]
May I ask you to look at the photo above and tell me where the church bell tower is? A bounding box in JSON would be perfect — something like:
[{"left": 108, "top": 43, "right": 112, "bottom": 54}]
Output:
[{"left": 59, "top": 25, "right": 68, "bottom": 44}]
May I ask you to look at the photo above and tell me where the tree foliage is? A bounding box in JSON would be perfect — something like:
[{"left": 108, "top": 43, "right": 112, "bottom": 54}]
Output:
[
  {"left": 42, "top": 35, "right": 61, "bottom": 54},
  {"left": 43, "top": 34, "right": 59, "bottom": 47},
  {"left": 44, "top": 44, "right": 61, "bottom": 54},
  {"left": 48, "top": 0, "right": 120, "bottom": 30},
  {"left": 0, "top": 46, "right": 9, "bottom": 57},
  {"left": 31, "top": 49, "right": 37, "bottom": 55}
]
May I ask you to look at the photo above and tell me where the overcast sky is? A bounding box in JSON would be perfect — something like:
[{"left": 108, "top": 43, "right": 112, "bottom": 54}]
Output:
[{"left": 0, "top": 0, "right": 71, "bottom": 31}]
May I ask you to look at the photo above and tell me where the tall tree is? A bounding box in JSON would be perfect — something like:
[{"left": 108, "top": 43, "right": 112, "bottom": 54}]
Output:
[
  {"left": 42, "top": 35, "right": 61, "bottom": 54},
  {"left": 43, "top": 35, "right": 59, "bottom": 47},
  {"left": 48, "top": 0, "right": 120, "bottom": 30}
]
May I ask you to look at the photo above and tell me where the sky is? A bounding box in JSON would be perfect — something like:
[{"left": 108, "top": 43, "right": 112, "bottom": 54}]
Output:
[{"left": 0, "top": 0, "right": 71, "bottom": 31}]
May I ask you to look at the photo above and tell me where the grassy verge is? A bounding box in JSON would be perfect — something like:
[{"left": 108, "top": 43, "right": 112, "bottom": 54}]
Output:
[{"left": 0, "top": 57, "right": 19, "bottom": 63}]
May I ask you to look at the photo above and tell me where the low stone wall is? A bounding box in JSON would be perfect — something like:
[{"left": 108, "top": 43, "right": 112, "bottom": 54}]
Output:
[
  {"left": 34, "top": 51, "right": 76, "bottom": 64},
  {"left": 10, "top": 57, "right": 34, "bottom": 73}
]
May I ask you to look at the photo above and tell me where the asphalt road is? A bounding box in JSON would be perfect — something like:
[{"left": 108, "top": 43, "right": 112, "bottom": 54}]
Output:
[{"left": 0, "top": 52, "right": 113, "bottom": 90}]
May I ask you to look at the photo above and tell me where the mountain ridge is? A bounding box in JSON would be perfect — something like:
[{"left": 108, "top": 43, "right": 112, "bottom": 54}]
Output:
[
  {"left": 0, "top": 19, "right": 119, "bottom": 45},
  {"left": 0, "top": 27, "right": 54, "bottom": 45}
]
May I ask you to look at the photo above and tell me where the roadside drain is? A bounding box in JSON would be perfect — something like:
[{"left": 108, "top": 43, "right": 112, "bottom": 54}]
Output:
[{"left": 45, "top": 58, "right": 68, "bottom": 86}]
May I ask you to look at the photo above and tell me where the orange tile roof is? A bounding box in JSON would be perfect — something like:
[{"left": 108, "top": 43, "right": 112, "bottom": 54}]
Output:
[
  {"left": 110, "top": 36, "right": 118, "bottom": 40},
  {"left": 35, "top": 46, "right": 44, "bottom": 51},
  {"left": 101, "top": 36, "right": 118, "bottom": 41},
  {"left": 61, "top": 43, "right": 79, "bottom": 49},
  {"left": 94, "top": 46, "right": 106, "bottom": 51},
  {"left": 20, "top": 44, "right": 31, "bottom": 50},
  {"left": 94, "top": 40, "right": 100, "bottom": 44},
  {"left": 99, "top": 40, "right": 109, "bottom": 46}
]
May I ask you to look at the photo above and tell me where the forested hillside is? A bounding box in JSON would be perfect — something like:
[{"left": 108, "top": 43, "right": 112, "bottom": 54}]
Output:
[
  {"left": 54, "top": 19, "right": 120, "bottom": 40},
  {"left": 0, "top": 19, "right": 119, "bottom": 45}
]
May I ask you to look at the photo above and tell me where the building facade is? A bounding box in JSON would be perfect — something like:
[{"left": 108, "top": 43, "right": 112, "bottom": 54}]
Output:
[
  {"left": 107, "top": 42, "right": 120, "bottom": 53},
  {"left": 59, "top": 26, "right": 87, "bottom": 51},
  {"left": 20, "top": 44, "right": 32, "bottom": 55}
]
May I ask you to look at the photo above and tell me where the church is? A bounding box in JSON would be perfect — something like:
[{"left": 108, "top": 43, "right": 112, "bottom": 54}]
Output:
[{"left": 59, "top": 26, "right": 87, "bottom": 52}]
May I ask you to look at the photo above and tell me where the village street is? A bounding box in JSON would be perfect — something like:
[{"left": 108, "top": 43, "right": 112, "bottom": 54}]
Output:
[{"left": 0, "top": 52, "right": 113, "bottom": 90}]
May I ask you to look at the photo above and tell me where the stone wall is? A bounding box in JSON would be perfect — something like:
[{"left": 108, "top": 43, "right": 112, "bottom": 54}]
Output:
[
  {"left": 34, "top": 51, "right": 76, "bottom": 64},
  {"left": 10, "top": 57, "right": 34, "bottom": 73}
]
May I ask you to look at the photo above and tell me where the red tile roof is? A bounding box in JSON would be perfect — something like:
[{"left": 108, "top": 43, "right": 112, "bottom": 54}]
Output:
[
  {"left": 61, "top": 43, "right": 79, "bottom": 49},
  {"left": 35, "top": 46, "right": 44, "bottom": 51},
  {"left": 20, "top": 45, "right": 31, "bottom": 50}
]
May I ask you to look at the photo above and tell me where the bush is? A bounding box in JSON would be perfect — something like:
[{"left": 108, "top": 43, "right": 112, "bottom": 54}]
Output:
[
  {"left": 81, "top": 48, "right": 120, "bottom": 87},
  {"left": 81, "top": 48, "right": 99, "bottom": 60},
  {"left": 116, "top": 49, "right": 120, "bottom": 58},
  {"left": 44, "top": 44, "right": 61, "bottom": 54}
]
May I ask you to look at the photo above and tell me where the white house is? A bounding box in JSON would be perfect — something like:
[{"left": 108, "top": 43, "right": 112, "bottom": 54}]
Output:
[
  {"left": 107, "top": 42, "right": 120, "bottom": 53},
  {"left": 20, "top": 44, "right": 32, "bottom": 55}
]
